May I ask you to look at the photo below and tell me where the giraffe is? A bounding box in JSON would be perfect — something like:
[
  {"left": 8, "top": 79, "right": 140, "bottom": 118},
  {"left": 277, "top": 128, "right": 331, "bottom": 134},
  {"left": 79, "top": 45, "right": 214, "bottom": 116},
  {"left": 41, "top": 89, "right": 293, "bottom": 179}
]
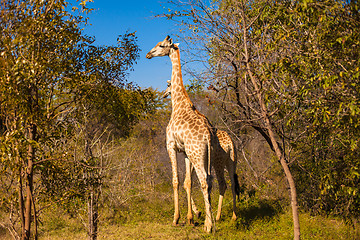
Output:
[
  {"left": 163, "top": 80, "right": 241, "bottom": 221},
  {"left": 146, "top": 36, "right": 215, "bottom": 232}
]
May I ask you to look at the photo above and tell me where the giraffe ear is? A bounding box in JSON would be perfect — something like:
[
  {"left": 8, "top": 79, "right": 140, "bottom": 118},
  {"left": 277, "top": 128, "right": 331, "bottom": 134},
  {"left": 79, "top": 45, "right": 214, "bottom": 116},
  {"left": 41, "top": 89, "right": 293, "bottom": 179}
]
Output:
[
  {"left": 172, "top": 43, "right": 179, "bottom": 50},
  {"left": 163, "top": 36, "right": 173, "bottom": 46},
  {"left": 163, "top": 36, "right": 171, "bottom": 45}
]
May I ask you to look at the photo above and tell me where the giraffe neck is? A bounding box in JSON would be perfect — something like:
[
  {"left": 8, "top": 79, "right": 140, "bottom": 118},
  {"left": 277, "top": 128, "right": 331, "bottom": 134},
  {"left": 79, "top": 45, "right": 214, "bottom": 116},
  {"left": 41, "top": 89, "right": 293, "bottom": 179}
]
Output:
[{"left": 169, "top": 48, "right": 193, "bottom": 112}]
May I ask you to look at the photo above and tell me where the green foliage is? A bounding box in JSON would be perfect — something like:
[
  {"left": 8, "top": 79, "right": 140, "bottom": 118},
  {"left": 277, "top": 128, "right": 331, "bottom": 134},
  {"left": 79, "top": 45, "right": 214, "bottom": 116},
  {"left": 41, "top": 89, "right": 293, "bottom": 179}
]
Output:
[
  {"left": 166, "top": 0, "right": 360, "bottom": 220},
  {"left": 265, "top": 0, "right": 360, "bottom": 219},
  {"left": 0, "top": 0, "right": 154, "bottom": 238}
]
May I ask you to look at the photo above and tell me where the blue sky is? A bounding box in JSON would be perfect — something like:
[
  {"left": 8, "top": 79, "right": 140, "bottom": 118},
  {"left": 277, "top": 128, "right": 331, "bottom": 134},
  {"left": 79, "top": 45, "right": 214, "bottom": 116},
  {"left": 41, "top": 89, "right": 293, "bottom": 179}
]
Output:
[{"left": 82, "top": 0, "right": 181, "bottom": 91}]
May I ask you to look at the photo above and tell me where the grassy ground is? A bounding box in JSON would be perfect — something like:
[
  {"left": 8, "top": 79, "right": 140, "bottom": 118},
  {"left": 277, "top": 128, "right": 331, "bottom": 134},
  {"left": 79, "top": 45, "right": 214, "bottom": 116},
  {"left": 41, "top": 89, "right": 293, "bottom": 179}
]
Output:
[
  {"left": 30, "top": 211, "right": 358, "bottom": 240},
  {"left": 1, "top": 192, "right": 358, "bottom": 240}
]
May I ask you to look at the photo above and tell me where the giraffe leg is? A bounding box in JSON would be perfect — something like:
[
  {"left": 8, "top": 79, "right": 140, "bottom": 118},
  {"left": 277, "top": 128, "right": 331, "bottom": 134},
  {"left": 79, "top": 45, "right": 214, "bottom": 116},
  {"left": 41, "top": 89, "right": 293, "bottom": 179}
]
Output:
[
  {"left": 191, "top": 196, "right": 201, "bottom": 219},
  {"left": 193, "top": 163, "right": 213, "bottom": 233},
  {"left": 184, "top": 157, "right": 194, "bottom": 225},
  {"left": 188, "top": 162, "right": 201, "bottom": 219},
  {"left": 214, "top": 164, "right": 227, "bottom": 221},
  {"left": 167, "top": 146, "right": 180, "bottom": 226},
  {"left": 227, "top": 161, "right": 238, "bottom": 221}
]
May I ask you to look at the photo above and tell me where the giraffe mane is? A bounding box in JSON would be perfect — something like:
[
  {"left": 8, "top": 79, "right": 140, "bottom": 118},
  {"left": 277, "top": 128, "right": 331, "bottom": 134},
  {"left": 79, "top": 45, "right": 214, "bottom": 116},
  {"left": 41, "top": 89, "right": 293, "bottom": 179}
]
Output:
[{"left": 173, "top": 48, "right": 194, "bottom": 108}]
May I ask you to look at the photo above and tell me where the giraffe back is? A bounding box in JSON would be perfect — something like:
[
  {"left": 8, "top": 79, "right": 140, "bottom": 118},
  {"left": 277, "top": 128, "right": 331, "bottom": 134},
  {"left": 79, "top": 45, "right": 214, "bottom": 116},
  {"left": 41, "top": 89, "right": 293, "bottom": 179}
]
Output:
[{"left": 216, "top": 130, "right": 236, "bottom": 162}]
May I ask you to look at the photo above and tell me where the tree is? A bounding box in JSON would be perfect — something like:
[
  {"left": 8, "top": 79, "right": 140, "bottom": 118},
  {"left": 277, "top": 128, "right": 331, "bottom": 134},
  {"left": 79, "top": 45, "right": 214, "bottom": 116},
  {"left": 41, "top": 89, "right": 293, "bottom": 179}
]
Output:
[
  {"left": 270, "top": 0, "right": 360, "bottom": 220},
  {"left": 0, "top": 1, "right": 90, "bottom": 238},
  {"left": 196, "top": 2, "right": 301, "bottom": 238},
  {"left": 165, "top": 0, "right": 360, "bottom": 238},
  {"left": 0, "top": 1, "right": 145, "bottom": 239},
  {"left": 71, "top": 85, "right": 155, "bottom": 240}
]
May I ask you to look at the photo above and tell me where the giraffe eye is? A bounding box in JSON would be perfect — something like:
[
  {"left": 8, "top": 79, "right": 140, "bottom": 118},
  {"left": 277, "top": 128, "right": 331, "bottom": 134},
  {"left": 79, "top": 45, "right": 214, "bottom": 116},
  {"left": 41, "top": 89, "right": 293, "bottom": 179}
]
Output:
[{"left": 159, "top": 45, "right": 165, "bottom": 48}]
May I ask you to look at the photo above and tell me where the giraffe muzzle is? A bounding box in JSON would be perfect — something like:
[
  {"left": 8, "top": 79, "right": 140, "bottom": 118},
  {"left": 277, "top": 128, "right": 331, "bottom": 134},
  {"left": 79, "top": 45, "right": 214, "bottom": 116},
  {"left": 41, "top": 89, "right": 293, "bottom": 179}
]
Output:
[{"left": 146, "top": 52, "right": 153, "bottom": 59}]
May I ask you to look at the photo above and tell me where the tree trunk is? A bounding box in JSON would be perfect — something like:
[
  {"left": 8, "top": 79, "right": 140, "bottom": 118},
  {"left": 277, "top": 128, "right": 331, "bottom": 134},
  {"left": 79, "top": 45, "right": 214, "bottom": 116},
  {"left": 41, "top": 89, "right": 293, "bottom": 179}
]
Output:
[
  {"left": 251, "top": 76, "right": 300, "bottom": 239},
  {"left": 22, "top": 124, "right": 37, "bottom": 240},
  {"left": 19, "top": 165, "right": 25, "bottom": 239},
  {"left": 247, "top": 63, "right": 301, "bottom": 240},
  {"left": 84, "top": 123, "right": 98, "bottom": 240},
  {"left": 240, "top": 6, "right": 300, "bottom": 238},
  {"left": 88, "top": 189, "right": 98, "bottom": 240},
  {"left": 246, "top": 64, "right": 301, "bottom": 239}
]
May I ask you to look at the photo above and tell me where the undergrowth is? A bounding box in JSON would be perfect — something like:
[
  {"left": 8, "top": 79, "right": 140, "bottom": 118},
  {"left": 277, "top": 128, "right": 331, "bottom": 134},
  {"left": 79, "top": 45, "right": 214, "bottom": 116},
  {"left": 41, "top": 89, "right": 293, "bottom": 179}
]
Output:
[{"left": 0, "top": 186, "right": 358, "bottom": 239}]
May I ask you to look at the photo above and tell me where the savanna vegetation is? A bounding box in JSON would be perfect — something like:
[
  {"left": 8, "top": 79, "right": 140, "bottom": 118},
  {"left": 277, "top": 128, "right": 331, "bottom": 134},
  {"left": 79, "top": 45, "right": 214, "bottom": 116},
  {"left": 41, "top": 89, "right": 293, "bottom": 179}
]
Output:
[{"left": 0, "top": 0, "right": 359, "bottom": 239}]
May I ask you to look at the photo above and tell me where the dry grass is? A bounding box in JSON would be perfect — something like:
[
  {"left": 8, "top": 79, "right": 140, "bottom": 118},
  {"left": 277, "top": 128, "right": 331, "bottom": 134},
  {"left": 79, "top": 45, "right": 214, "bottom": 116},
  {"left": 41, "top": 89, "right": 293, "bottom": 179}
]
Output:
[
  {"left": 1, "top": 189, "right": 358, "bottom": 240},
  {"left": 1, "top": 210, "right": 357, "bottom": 240}
]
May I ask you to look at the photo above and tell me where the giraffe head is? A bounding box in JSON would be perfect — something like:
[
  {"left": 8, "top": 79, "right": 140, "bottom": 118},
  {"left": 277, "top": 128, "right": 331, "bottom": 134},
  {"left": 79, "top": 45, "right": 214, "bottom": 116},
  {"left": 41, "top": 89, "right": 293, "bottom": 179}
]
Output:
[
  {"left": 163, "top": 80, "right": 171, "bottom": 98},
  {"left": 146, "top": 36, "right": 179, "bottom": 59}
]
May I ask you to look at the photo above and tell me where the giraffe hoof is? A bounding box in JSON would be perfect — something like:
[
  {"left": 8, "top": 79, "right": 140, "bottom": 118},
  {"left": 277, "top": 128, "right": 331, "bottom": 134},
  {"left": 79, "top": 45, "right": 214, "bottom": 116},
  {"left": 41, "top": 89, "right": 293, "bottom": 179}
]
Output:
[
  {"left": 231, "top": 212, "right": 237, "bottom": 221},
  {"left": 204, "top": 219, "right": 212, "bottom": 233},
  {"left": 172, "top": 218, "right": 180, "bottom": 226},
  {"left": 204, "top": 224, "right": 212, "bottom": 233},
  {"left": 187, "top": 218, "right": 194, "bottom": 226}
]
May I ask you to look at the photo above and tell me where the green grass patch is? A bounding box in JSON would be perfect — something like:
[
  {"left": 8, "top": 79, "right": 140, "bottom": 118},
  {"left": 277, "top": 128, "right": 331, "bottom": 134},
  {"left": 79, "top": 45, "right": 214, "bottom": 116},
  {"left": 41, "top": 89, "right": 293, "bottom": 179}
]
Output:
[{"left": 0, "top": 192, "right": 358, "bottom": 239}]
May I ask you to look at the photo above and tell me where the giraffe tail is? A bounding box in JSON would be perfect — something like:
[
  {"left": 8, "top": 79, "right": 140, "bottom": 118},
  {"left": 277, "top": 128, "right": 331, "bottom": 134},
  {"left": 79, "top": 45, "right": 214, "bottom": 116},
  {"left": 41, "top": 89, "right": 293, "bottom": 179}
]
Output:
[
  {"left": 207, "top": 134, "right": 212, "bottom": 176},
  {"left": 207, "top": 135, "right": 213, "bottom": 193},
  {"left": 234, "top": 173, "right": 241, "bottom": 198},
  {"left": 228, "top": 138, "right": 240, "bottom": 198},
  {"left": 230, "top": 140, "right": 241, "bottom": 198}
]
